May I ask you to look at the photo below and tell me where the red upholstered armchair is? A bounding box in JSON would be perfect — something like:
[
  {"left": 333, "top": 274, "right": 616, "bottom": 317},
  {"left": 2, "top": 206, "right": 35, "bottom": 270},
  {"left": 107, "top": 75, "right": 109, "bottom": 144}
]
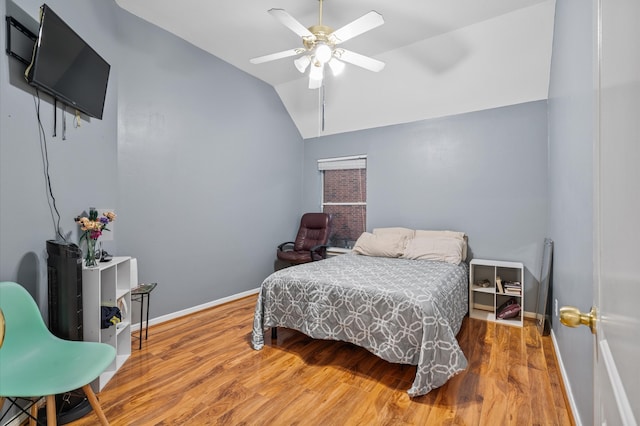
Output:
[{"left": 277, "top": 213, "right": 333, "bottom": 265}]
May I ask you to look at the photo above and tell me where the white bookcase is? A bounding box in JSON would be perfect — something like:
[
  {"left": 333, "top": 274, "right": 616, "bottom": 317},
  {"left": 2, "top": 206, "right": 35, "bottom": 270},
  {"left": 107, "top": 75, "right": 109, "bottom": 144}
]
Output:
[
  {"left": 82, "top": 256, "right": 132, "bottom": 391},
  {"left": 469, "top": 258, "right": 524, "bottom": 327}
]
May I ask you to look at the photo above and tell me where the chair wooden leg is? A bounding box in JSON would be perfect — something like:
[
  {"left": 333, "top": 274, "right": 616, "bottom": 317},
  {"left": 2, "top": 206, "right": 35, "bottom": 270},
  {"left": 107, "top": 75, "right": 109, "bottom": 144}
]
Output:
[
  {"left": 46, "top": 395, "right": 57, "bottom": 426},
  {"left": 82, "top": 384, "right": 109, "bottom": 425},
  {"left": 29, "top": 399, "right": 38, "bottom": 426}
]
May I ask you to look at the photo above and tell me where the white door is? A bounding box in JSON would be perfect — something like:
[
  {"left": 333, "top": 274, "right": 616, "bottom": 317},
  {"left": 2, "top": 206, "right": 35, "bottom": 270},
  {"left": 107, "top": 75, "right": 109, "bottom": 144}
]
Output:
[{"left": 594, "top": 0, "right": 639, "bottom": 423}]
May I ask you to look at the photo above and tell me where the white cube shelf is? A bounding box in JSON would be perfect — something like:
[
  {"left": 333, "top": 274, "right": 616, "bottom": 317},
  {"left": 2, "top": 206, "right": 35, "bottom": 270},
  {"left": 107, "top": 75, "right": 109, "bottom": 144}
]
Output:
[
  {"left": 82, "top": 256, "right": 132, "bottom": 391},
  {"left": 469, "top": 258, "right": 524, "bottom": 327}
]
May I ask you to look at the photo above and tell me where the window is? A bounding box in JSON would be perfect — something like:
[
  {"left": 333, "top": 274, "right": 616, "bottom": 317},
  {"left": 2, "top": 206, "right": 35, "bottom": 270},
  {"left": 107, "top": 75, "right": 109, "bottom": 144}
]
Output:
[{"left": 318, "top": 156, "right": 366, "bottom": 248}]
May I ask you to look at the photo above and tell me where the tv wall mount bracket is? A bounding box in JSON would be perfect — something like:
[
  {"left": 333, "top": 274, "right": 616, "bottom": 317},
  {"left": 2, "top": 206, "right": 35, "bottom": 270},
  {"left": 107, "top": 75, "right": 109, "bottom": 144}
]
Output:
[{"left": 5, "top": 15, "right": 36, "bottom": 65}]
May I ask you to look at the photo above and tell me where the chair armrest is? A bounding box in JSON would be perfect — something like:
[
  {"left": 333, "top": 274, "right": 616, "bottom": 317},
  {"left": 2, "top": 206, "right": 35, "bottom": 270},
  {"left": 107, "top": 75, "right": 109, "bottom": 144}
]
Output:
[
  {"left": 310, "top": 244, "right": 330, "bottom": 261},
  {"left": 277, "top": 241, "right": 295, "bottom": 252}
]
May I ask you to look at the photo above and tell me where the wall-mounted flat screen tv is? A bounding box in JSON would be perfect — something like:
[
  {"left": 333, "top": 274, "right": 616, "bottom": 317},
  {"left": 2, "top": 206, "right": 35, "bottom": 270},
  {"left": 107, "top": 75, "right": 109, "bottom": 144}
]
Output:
[{"left": 25, "top": 4, "right": 110, "bottom": 120}]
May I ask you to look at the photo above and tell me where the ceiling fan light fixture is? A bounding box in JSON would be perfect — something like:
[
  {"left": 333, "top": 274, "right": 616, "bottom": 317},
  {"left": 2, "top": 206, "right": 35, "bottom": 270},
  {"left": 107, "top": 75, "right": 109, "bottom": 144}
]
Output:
[
  {"left": 309, "top": 62, "right": 324, "bottom": 81},
  {"left": 294, "top": 55, "right": 311, "bottom": 73},
  {"left": 314, "top": 43, "right": 333, "bottom": 64},
  {"left": 328, "top": 58, "right": 345, "bottom": 76}
]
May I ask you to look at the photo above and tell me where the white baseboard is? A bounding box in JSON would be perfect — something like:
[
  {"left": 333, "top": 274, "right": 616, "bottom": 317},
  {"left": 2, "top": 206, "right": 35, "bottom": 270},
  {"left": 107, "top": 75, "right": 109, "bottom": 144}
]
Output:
[
  {"left": 130, "top": 287, "right": 260, "bottom": 332},
  {"left": 551, "top": 329, "right": 583, "bottom": 426}
]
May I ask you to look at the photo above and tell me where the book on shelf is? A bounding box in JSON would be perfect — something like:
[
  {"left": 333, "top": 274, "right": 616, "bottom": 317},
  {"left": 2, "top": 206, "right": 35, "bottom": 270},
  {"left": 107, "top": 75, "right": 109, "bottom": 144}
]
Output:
[
  {"left": 503, "top": 281, "right": 521, "bottom": 291},
  {"left": 496, "top": 277, "right": 504, "bottom": 293},
  {"left": 504, "top": 288, "right": 522, "bottom": 295}
]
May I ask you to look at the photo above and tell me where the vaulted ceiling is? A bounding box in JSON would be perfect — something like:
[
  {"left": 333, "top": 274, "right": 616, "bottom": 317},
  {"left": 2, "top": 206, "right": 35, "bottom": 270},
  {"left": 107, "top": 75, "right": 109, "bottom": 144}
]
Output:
[{"left": 115, "top": 0, "right": 556, "bottom": 139}]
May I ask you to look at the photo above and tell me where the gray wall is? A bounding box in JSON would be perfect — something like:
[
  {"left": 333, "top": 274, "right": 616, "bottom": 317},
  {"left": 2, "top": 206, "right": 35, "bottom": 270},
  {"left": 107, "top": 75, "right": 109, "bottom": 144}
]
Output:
[
  {"left": 303, "top": 101, "right": 549, "bottom": 312},
  {"left": 547, "top": 1, "right": 595, "bottom": 425},
  {"left": 1, "top": 0, "right": 120, "bottom": 312},
  {"left": 0, "top": 0, "right": 302, "bottom": 322},
  {"left": 113, "top": 7, "right": 303, "bottom": 316}
]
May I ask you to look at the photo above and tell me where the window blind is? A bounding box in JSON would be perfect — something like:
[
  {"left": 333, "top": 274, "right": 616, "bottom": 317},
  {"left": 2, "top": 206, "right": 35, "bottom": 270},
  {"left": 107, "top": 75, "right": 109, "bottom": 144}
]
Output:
[{"left": 317, "top": 155, "right": 366, "bottom": 171}]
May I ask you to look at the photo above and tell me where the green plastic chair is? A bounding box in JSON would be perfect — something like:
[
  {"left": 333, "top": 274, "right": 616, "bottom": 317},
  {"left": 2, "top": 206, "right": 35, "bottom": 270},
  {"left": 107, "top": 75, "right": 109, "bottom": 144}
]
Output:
[{"left": 0, "top": 281, "right": 115, "bottom": 425}]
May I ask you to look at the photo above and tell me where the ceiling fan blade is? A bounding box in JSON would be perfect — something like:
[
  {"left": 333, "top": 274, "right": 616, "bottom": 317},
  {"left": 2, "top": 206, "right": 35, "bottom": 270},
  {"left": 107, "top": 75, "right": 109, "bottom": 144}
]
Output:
[
  {"left": 337, "top": 49, "right": 385, "bottom": 72},
  {"left": 330, "top": 11, "right": 384, "bottom": 45},
  {"left": 268, "top": 8, "right": 315, "bottom": 39},
  {"left": 250, "top": 48, "right": 301, "bottom": 65}
]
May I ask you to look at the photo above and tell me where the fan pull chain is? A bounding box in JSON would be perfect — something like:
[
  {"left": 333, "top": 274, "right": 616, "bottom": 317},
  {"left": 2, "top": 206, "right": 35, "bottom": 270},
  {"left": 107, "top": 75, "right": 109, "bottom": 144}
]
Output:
[
  {"left": 322, "top": 84, "right": 326, "bottom": 132},
  {"left": 317, "top": 84, "right": 322, "bottom": 134},
  {"left": 317, "top": 83, "right": 326, "bottom": 134}
]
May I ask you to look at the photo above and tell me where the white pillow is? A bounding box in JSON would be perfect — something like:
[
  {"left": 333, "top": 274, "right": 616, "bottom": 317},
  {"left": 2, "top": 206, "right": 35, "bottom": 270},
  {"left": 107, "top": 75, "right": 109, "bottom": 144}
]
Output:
[
  {"left": 414, "top": 230, "right": 465, "bottom": 240},
  {"left": 401, "top": 236, "right": 464, "bottom": 264},
  {"left": 372, "top": 227, "right": 416, "bottom": 239},
  {"left": 352, "top": 232, "right": 406, "bottom": 258},
  {"left": 414, "top": 230, "right": 467, "bottom": 261},
  {"left": 372, "top": 227, "right": 414, "bottom": 253}
]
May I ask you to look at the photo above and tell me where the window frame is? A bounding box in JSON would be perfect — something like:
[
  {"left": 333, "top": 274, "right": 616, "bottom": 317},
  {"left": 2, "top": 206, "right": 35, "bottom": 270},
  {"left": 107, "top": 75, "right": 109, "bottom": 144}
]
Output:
[{"left": 318, "top": 155, "right": 367, "bottom": 248}]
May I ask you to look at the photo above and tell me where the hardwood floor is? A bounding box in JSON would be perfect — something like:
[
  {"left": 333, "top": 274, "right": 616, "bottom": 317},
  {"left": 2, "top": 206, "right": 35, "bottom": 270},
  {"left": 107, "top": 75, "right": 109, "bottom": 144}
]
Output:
[{"left": 70, "top": 295, "right": 574, "bottom": 425}]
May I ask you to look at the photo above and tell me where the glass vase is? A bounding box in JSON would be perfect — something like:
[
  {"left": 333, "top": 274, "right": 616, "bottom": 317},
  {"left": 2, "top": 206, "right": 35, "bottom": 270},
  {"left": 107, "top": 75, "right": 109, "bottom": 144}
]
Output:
[{"left": 85, "top": 238, "right": 98, "bottom": 267}]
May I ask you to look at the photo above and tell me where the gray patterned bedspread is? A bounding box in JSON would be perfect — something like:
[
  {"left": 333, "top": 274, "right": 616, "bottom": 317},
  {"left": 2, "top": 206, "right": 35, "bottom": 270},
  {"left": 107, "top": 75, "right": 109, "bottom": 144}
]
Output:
[{"left": 251, "top": 253, "right": 469, "bottom": 396}]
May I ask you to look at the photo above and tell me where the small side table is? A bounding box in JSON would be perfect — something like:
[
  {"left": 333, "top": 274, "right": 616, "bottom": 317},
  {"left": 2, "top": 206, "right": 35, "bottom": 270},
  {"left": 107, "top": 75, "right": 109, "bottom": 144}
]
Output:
[
  {"left": 326, "top": 247, "right": 352, "bottom": 257},
  {"left": 131, "top": 282, "right": 157, "bottom": 349}
]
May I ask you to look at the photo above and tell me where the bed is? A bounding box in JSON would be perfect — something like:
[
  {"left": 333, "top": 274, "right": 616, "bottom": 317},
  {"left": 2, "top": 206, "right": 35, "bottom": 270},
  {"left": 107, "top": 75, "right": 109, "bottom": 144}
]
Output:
[{"left": 251, "top": 228, "right": 469, "bottom": 397}]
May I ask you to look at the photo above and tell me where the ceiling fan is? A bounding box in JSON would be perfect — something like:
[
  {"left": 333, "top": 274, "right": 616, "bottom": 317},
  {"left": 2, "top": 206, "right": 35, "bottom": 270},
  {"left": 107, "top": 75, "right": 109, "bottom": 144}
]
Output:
[{"left": 250, "top": 0, "right": 385, "bottom": 89}]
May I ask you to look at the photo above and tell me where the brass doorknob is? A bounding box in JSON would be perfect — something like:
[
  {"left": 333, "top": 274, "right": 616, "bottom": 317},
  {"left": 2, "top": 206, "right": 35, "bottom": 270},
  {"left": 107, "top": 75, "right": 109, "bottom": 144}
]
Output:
[
  {"left": 0, "top": 308, "right": 5, "bottom": 348},
  {"left": 559, "top": 306, "right": 597, "bottom": 334}
]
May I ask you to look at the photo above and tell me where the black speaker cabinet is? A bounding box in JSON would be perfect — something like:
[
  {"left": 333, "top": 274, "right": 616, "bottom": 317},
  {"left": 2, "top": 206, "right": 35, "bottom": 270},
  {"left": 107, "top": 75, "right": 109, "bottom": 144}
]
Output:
[
  {"left": 45, "top": 240, "right": 93, "bottom": 424},
  {"left": 47, "top": 240, "right": 83, "bottom": 341}
]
